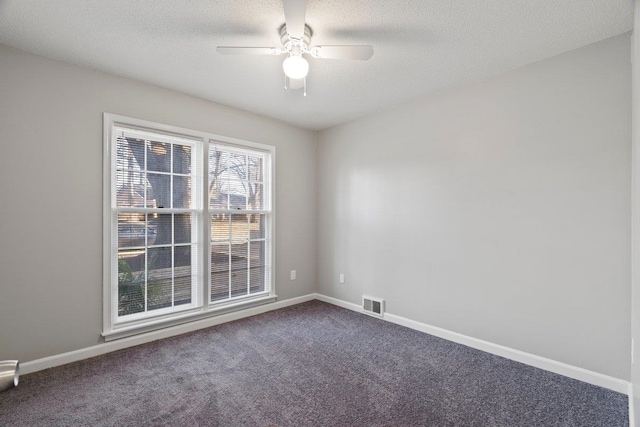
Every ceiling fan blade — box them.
[216,47,281,55]
[310,45,374,60]
[282,0,306,39]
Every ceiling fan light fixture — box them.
[283,54,309,79]
[216,1,374,95]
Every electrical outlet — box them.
[339,273,345,284]
[290,270,296,280]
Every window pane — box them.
[248,156,263,182]
[249,215,265,240]
[118,250,146,316]
[146,141,171,173]
[249,241,265,268]
[146,173,170,209]
[117,137,144,171]
[211,243,229,301]
[249,266,265,294]
[174,246,191,306]
[143,180,154,208]
[230,242,248,297]
[209,149,229,178]
[147,247,173,311]
[211,216,230,241]
[147,222,157,247]
[209,184,228,209]
[228,153,246,180]
[247,183,263,210]
[229,193,247,210]
[118,214,146,248]
[148,214,171,246]
[231,271,248,297]
[174,214,192,244]
[116,170,145,208]
[231,214,249,240]
[209,145,228,209]
[173,144,191,174]
[224,180,247,210]
[173,176,191,208]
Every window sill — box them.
[102,294,277,342]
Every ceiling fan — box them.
[216,0,374,96]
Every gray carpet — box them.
[0,300,629,426]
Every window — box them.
[103,114,275,339]
[209,144,271,302]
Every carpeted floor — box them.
[0,300,629,426]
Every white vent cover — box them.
[362,295,384,317]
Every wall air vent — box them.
[362,295,384,318]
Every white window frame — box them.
[103,113,276,340]
[208,142,273,305]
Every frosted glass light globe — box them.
[283,54,309,79]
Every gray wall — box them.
[0,32,632,382]
[0,44,317,363]
[317,35,631,380]
[631,1,640,423]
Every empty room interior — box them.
[2,1,640,426]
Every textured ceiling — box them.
[0,1,633,130]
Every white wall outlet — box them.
[290,270,296,280]
[339,273,345,284]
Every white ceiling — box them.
[0,1,633,130]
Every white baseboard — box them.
[21,294,316,375]
[20,292,631,397]
[314,293,362,312]
[314,293,630,395]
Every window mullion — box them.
[144,237,148,314]
[171,214,175,308]
[143,140,147,208]
[246,214,250,295]
[169,145,175,309]
[228,218,232,300]
[203,140,211,310]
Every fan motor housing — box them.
[279,23,312,46]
